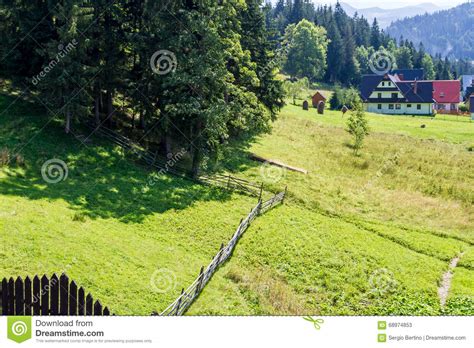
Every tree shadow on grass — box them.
[0,95,237,223]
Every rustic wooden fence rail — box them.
[86,124,264,198]
[160,189,287,316]
[0,274,111,316]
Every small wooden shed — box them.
[312,91,327,108]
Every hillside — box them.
[386,2,474,59]
[2,90,474,316]
[189,100,474,315]
[0,94,257,315]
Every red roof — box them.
[432,80,460,103]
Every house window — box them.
[396,104,401,110]
[451,104,457,111]
[417,104,421,110]
[377,104,382,110]
[382,82,385,87]
[392,93,398,99]
[389,104,394,110]
[440,92,445,97]
[407,104,412,108]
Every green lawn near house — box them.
[0,94,256,315]
[189,103,474,315]
[284,103,473,145]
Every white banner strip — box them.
[0,316,472,347]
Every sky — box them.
[269,0,469,10]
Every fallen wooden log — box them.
[250,153,308,174]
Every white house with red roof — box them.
[360,70,461,116]
[432,80,461,113]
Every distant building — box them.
[432,80,461,113]
[360,73,434,116]
[470,96,474,120]
[464,85,474,102]
[311,91,327,108]
[391,69,424,81]
[461,75,474,99]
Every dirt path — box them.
[438,253,464,306]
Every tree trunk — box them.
[191,120,203,178]
[191,146,201,178]
[106,90,114,126]
[139,110,145,129]
[165,134,172,157]
[94,95,100,126]
[65,108,71,134]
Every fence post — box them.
[195,267,204,296]
[24,276,32,316]
[1,278,8,315]
[282,186,288,204]
[259,183,263,202]
[14,277,24,315]
[60,273,69,316]
[227,175,231,189]
[216,243,224,266]
[40,275,49,315]
[176,288,184,315]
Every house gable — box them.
[432,80,461,104]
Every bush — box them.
[459,104,468,113]
[0,148,10,166]
[346,97,369,155]
[329,86,360,110]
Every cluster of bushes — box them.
[329,86,360,110]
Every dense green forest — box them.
[387,2,474,60]
[0,0,285,176]
[266,0,474,83]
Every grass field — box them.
[189,102,474,315]
[0,94,256,315]
[1,93,473,316]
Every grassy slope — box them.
[189,103,474,315]
[0,95,256,315]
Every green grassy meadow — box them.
[189,102,474,315]
[0,94,256,315]
[1,93,473,316]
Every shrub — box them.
[0,148,10,166]
[15,154,25,167]
[329,86,360,110]
[346,97,369,155]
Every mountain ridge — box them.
[339,1,443,28]
[386,2,474,59]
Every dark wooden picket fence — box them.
[0,274,111,316]
[160,189,287,316]
[85,123,265,198]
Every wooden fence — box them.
[0,274,111,316]
[86,124,264,198]
[160,189,287,316]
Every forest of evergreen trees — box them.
[0,0,285,175]
[265,0,474,84]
